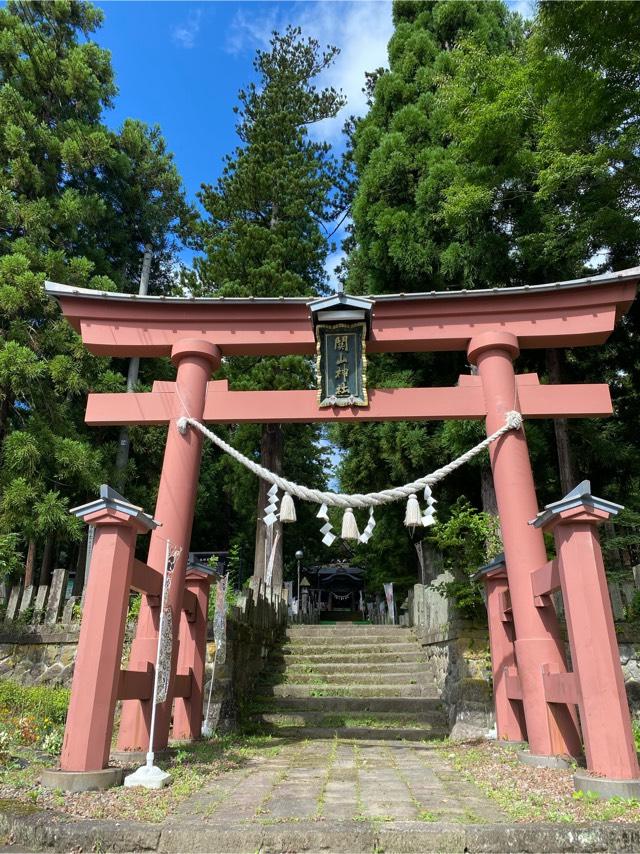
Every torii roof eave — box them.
[45,265,640,306]
[45,266,639,357]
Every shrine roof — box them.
[44,265,640,306]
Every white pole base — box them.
[124,763,171,789]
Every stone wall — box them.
[407,580,640,740]
[0,577,287,736]
[0,627,79,687]
[203,578,287,732]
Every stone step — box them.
[276,650,426,665]
[286,624,408,632]
[255,695,445,714]
[260,683,436,699]
[259,671,432,686]
[255,725,448,742]
[252,709,448,728]
[281,642,420,656]
[284,633,414,647]
[282,660,432,675]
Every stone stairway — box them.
[251,624,450,741]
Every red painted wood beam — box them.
[531,559,561,600]
[117,668,192,701]
[131,559,162,603]
[173,672,192,699]
[118,666,153,701]
[55,279,637,357]
[505,667,524,701]
[542,670,581,706]
[85,383,612,426]
[182,589,198,622]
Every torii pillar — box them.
[118,340,220,751]
[172,564,217,741]
[469,331,582,758]
[474,554,527,744]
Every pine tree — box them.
[336,1,522,593]
[195,26,345,587]
[341,0,640,596]
[0,1,192,586]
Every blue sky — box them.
[93,1,396,284]
[88,0,531,283]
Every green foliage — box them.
[429,498,500,620]
[0,533,22,580]
[195,25,345,299]
[338,0,640,591]
[0,679,69,725]
[0,1,191,580]
[192,27,345,576]
[127,593,141,623]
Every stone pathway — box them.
[168,736,505,850]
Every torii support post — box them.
[534,484,640,797]
[474,555,527,744]
[118,340,220,752]
[469,332,582,759]
[45,487,157,791]
[172,565,217,741]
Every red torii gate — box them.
[44,267,640,791]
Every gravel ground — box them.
[0,735,284,824]
[445,739,640,823]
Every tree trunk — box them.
[0,390,13,449]
[253,424,284,587]
[546,348,578,495]
[72,532,88,596]
[480,465,499,517]
[24,539,36,588]
[416,540,443,585]
[39,536,54,587]
[481,464,503,555]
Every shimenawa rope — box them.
[177,411,522,510]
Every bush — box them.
[429,497,502,621]
[0,679,69,725]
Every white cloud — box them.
[226,2,393,143]
[324,246,346,292]
[506,0,536,20]
[173,9,202,50]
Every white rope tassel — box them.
[341,508,360,541]
[178,411,522,511]
[404,493,422,528]
[279,492,296,523]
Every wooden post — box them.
[536,483,640,782]
[474,555,527,743]
[60,487,157,773]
